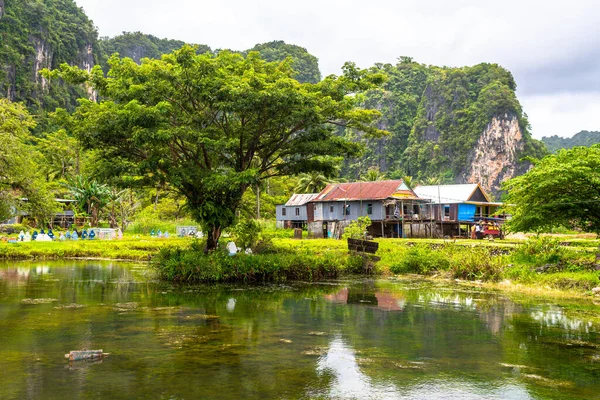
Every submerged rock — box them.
[302,346,327,356]
[54,303,86,309]
[21,298,58,304]
[113,302,139,312]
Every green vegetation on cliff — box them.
[247,40,321,84]
[0,0,97,115]
[542,130,600,153]
[340,58,546,184]
[97,31,212,72]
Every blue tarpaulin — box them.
[458,204,476,221]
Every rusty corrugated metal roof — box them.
[285,193,319,206]
[313,180,419,201]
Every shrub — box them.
[232,219,262,250]
[512,237,566,266]
[342,216,372,240]
[449,247,504,281]
[151,244,366,283]
[389,244,450,274]
[0,224,29,235]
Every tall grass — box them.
[152,240,366,283]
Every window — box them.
[345,204,351,215]
[295,208,300,216]
[282,208,286,216]
[444,205,450,217]
[367,204,373,215]
[330,205,334,213]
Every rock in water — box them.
[65,350,108,361]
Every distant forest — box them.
[542,131,600,153]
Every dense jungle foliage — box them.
[542,130,600,153]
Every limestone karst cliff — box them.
[0,0,98,118]
[462,114,525,194]
[342,59,546,195]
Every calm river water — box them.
[0,261,599,399]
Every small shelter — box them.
[275,193,319,229]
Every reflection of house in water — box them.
[0,266,49,284]
[324,287,405,311]
[476,301,523,336]
[323,287,349,304]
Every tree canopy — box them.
[0,98,59,223]
[48,46,385,248]
[502,145,600,235]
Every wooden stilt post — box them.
[381,221,384,238]
[400,200,404,238]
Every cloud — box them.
[520,93,600,138]
[75,0,600,137]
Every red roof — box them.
[313,180,419,201]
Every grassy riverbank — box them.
[0,237,187,260]
[1,235,598,293]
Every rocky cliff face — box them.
[392,62,547,195]
[461,114,525,195]
[32,37,53,91]
[0,0,99,115]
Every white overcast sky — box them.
[75,0,600,139]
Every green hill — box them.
[542,131,600,153]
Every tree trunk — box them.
[205,225,221,253]
[256,184,260,219]
[91,207,98,227]
[154,187,160,211]
[76,147,80,175]
[110,203,117,228]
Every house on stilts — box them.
[305,180,432,238]
[276,182,507,239]
[412,183,507,238]
[275,193,319,229]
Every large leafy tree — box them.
[502,145,600,235]
[48,46,385,249]
[0,99,59,224]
